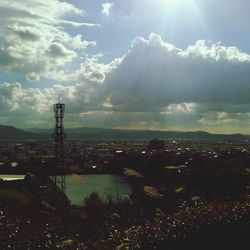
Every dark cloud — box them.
[99,34,250,113]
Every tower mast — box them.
[53,100,66,193]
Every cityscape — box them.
[1,118,250,249]
[1,0,250,249]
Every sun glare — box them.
[163,0,192,7]
[168,0,181,5]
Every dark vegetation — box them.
[110,150,250,198]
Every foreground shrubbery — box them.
[111,151,250,199]
[2,192,250,250]
[189,159,249,197]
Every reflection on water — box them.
[0,175,25,181]
[65,174,132,206]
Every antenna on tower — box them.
[52,98,66,197]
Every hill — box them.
[27,126,250,141]
[0,124,249,141]
[0,125,39,141]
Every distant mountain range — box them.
[0,124,249,141]
[0,125,37,141]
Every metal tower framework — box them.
[53,102,66,193]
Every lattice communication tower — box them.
[53,102,66,193]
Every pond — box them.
[65,174,132,206]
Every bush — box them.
[83,192,104,217]
[189,159,249,197]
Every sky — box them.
[1,0,250,133]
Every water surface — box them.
[0,175,25,181]
[65,174,132,206]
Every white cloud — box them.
[0,0,98,81]
[0,79,102,127]
[26,72,40,82]
[2,33,250,132]
[101,2,114,16]
[72,54,121,84]
[60,20,100,28]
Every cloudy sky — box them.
[1,0,250,133]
